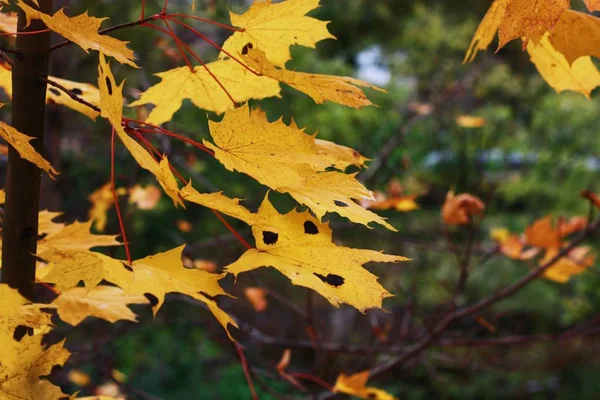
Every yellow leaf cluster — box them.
[206,104,394,230]
[225,195,408,312]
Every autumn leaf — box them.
[314,138,369,170]
[111,246,238,339]
[442,192,485,225]
[38,220,121,253]
[18,0,137,67]
[0,122,58,178]
[0,64,100,119]
[550,10,600,65]
[364,192,419,212]
[206,104,395,230]
[129,184,162,209]
[494,234,539,260]
[582,190,600,209]
[40,249,130,291]
[129,59,281,123]
[98,53,184,207]
[541,246,595,283]
[219,0,335,67]
[0,335,70,400]
[51,285,149,325]
[0,284,52,333]
[242,45,384,108]
[456,115,486,128]
[464,0,508,63]
[244,287,268,312]
[585,0,600,12]
[89,182,125,232]
[527,33,600,98]
[225,195,408,312]
[497,0,569,49]
[334,370,397,400]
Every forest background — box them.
[1,0,600,399]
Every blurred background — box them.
[2,0,600,398]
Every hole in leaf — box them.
[241,42,253,55]
[105,76,113,95]
[48,88,61,96]
[303,220,319,235]
[71,88,83,96]
[262,231,278,245]
[334,200,348,207]
[123,264,133,272]
[144,293,159,306]
[313,273,345,287]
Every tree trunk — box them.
[1,0,53,301]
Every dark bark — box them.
[1,0,53,300]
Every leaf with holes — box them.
[219,0,335,67]
[206,104,395,230]
[98,53,184,207]
[225,195,408,312]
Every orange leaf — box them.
[244,287,268,312]
[441,192,485,225]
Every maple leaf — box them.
[98,53,183,207]
[206,105,395,230]
[38,219,121,252]
[40,249,131,291]
[129,184,162,209]
[0,64,100,119]
[18,0,137,67]
[51,285,149,325]
[550,10,600,65]
[463,0,509,63]
[442,192,485,225]
[334,370,398,400]
[524,215,587,249]
[242,45,384,108]
[314,138,369,170]
[497,0,569,50]
[0,121,58,178]
[112,246,237,339]
[88,182,123,232]
[541,246,595,283]
[219,0,335,67]
[585,0,600,11]
[527,33,600,98]
[225,195,408,312]
[180,182,262,227]
[0,335,70,400]
[364,194,419,212]
[0,284,52,333]
[129,59,281,123]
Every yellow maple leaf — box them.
[40,249,131,291]
[549,10,600,65]
[528,33,600,98]
[242,45,384,108]
[180,181,262,226]
[585,0,600,11]
[0,335,70,400]
[220,0,335,67]
[225,195,408,312]
[98,53,184,207]
[206,105,394,230]
[314,138,369,170]
[497,0,569,49]
[18,0,137,67]
[463,0,509,63]
[88,182,115,232]
[38,210,65,235]
[541,246,595,283]
[334,370,397,400]
[112,246,237,338]
[0,64,100,119]
[0,121,58,178]
[130,59,281,123]
[0,284,52,333]
[38,220,121,253]
[51,285,148,325]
